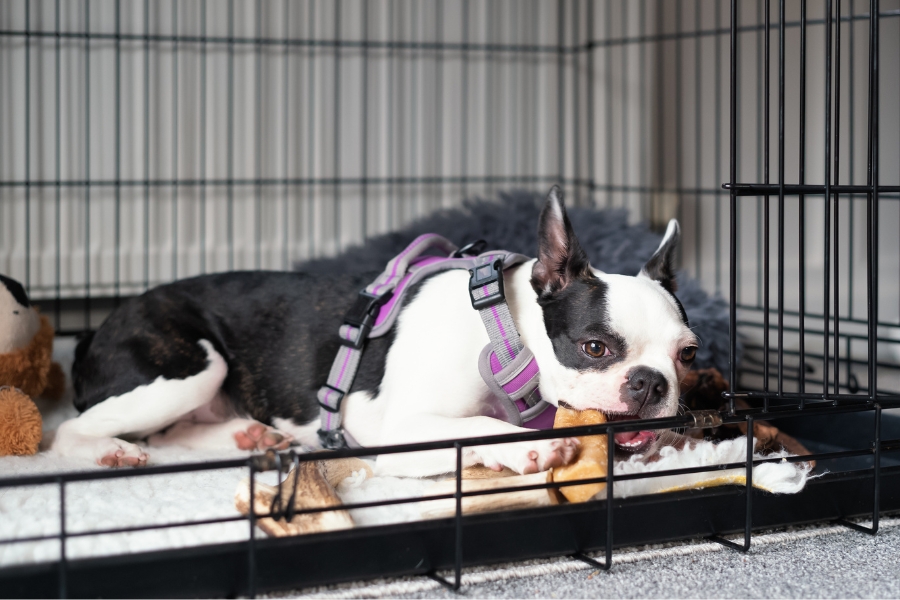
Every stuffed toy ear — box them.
[0,275,41,354]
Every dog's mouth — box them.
[606,414,658,453]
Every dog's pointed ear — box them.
[640,219,680,294]
[531,186,592,296]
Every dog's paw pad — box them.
[96,441,149,468]
[234,423,293,451]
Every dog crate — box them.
[1,0,900,597]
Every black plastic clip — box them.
[469,258,505,310]
[343,290,392,348]
[317,428,347,450]
[452,239,487,258]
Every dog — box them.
[51,187,699,476]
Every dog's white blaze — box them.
[52,339,227,462]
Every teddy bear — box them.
[0,274,66,456]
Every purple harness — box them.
[316,233,555,449]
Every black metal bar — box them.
[333,0,341,252]
[675,0,683,251]
[611,0,619,208]
[763,0,771,403]
[83,0,91,332]
[728,0,738,415]
[0,175,635,189]
[848,0,856,321]
[255,0,263,270]
[54,0,60,328]
[621,0,630,210]
[199,0,207,274]
[58,479,66,599]
[715,0,723,294]
[710,416,753,552]
[867,0,880,401]
[308,0,317,258]
[454,442,463,590]
[605,426,614,568]
[655,0,663,220]
[144,0,151,290]
[248,458,256,598]
[24,0,30,293]
[837,405,882,533]
[227,0,235,270]
[799,0,808,403]
[586,0,596,207]
[3,9,900,49]
[432,0,441,214]
[824,0,834,401]
[725,183,900,195]
[172,0,180,280]
[557,0,565,187]
[834,0,843,399]
[640,0,648,215]
[114,0,121,303]
[695,0,702,278]
[571,0,580,206]
[777,0,786,404]
[283,0,291,266]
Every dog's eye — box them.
[583,341,608,358]
[680,346,697,362]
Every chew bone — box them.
[235,459,357,536]
[551,406,609,503]
[421,471,558,519]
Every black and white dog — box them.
[52,188,699,476]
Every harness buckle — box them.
[452,239,487,258]
[317,428,347,449]
[469,258,506,310]
[343,290,392,347]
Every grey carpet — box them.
[282,518,900,599]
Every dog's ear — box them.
[640,219,680,294]
[531,186,592,296]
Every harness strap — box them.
[316,234,550,449]
[468,256,541,413]
[317,234,460,448]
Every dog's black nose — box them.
[625,367,668,408]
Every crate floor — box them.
[0,338,808,572]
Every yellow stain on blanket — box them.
[656,475,775,494]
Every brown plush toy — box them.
[0,275,65,456]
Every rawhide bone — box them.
[234,457,372,536]
[551,406,609,503]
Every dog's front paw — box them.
[482,438,580,475]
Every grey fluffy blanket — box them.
[297,190,737,374]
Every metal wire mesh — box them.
[1,0,900,597]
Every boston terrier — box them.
[51,187,698,475]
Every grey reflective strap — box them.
[474,281,525,369]
[468,255,541,410]
[317,234,459,448]
[365,233,458,297]
[316,325,364,448]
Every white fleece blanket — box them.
[0,338,811,568]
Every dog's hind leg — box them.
[52,340,227,467]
